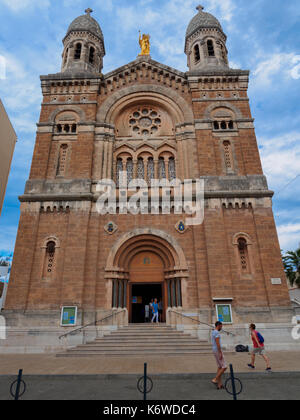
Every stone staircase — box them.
[57,323,212,357]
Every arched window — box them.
[64,48,69,65]
[228,120,234,130]
[238,238,250,273]
[43,241,56,278]
[223,141,234,171]
[220,44,227,61]
[168,157,176,180]
[194,44,200,62]
[126,158,133,184]
[213,121,219,130]
[116,158,123,186]
[159,158,166,179]
[57,124,62,133]
[221,121,227,130]
[207,40,215,57]
[74,43,82,60]
[137,158,144,180]
[89,47,95,64]
[57,144,68,177]
[147,158,155,183]
[71,124,77,133]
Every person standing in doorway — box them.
[149,299,154,319]
[211,321,227,390]
[158,300,163,322]
[248,323,271,371]
[145,304,150,323]
[151,298,159,323]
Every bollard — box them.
[137,362,153,401]
[224,364,243,400]
[230,364,237,400]
[144,363,147,401]
[10,369,26,400]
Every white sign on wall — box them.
[271,278,282,285]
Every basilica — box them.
[2,6,295,352]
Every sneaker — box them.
[248,364,255,369]
[266,367,272,372]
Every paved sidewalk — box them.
[0,351,299,375]
[1,372,300,400]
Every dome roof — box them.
[186,5,223,39]
[66,9,104,40]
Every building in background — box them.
[0,98,17,217]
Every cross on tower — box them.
[85,8,93,16]
[196,5,204,12]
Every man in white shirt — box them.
[211,321,227,390]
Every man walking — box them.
[211,321,227,390]
[248,324,271,371]
[151,298,159,323]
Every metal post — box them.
[230,364,237,401]
[15,369,23,401]
[144,363,147,401]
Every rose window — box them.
[129,108,162,137]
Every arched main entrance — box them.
[105,229,189,323]
[129,251,165,323]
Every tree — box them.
[0,259,9,267]
[283,247,300,288]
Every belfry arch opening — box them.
[105,231,188,323]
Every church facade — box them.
[3,6,295,351]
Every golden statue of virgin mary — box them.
[138,31,150,56]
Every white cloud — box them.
[277,224,300,251]
[258,131,300,193]
[252,53,300,86]
[1,0,50,12]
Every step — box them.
[57,350,213,357]
[85,337,209,345]
[72,345,212,351]
[105,331,196,337]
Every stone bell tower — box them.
[61,8,105,74]
[185,5,229,70]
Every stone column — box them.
[107,139,113,180]
[102,140,108,178]
[92,138,104,181]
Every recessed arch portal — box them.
[105,229,189,321]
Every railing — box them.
[168,309,235,337]
[59,309,126,345]
[291,298,300,307]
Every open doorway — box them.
[130,283,163,323]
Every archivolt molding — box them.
[97,85,194,126]
[232,232,253,246]
[204,101,243,120]
[48,105,86,123]
[105,228,189,274]
[41,235,61,249]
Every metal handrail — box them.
[168,309,236,337]
[59,309,126,340]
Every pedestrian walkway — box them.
[0,351,299,375]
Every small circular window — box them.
[129,108,161,137]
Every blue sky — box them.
[0,0,299,256]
